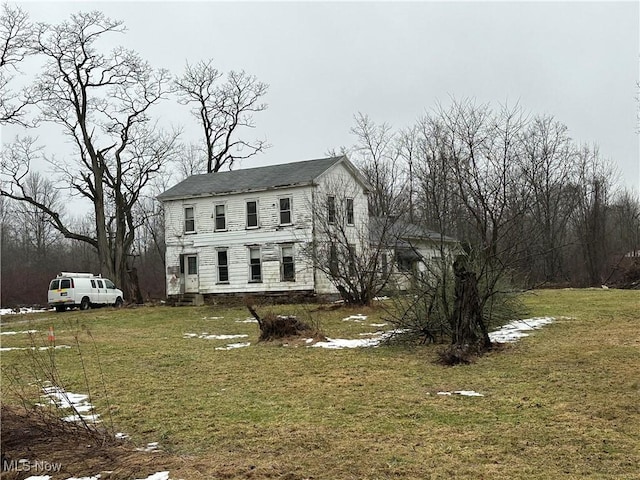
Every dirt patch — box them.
[0,405,181,480]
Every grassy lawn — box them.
[1,289,638,479]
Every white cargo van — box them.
[48,272,124,312]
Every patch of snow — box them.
[312,329,408,350]
[136,472,170,480]
[202,316,224,320]
[0,329,38,335]
[40,385,100,424]
[305,338,314,343]
[183,332,248,340]
[342,314,368,322]
[369,323,388,327]
[437,390,484,397]
[0,345,71,352]
[373,296,389,301]
[489,316,555,343]
[24,477,51,480]
[136,442,161,452]
[454,390,484,397]
[66,476,101,480]
[0,307,50,316]
[358,331,384,336]
[215,342,251,351]
[236,317,258,323]
[115,432,130,440]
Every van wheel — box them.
[114,297,123,308]
[55,305,66,313]
[80,297,91,310]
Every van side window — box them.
[96,280,104,288]
[49,280,60,290]
[60,279,71,289]
[91,280,96,288]
[105,280,115,289]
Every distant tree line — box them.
[335,105,640,290]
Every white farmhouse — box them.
[157,155,458,303]
[157,156,369,302]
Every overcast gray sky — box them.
[6,0,640,192]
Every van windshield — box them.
[105,279,116,289]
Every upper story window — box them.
[184,206,195,233]
[215,204,226,231]
[279,197,292,225]
[249,247,262,282]
[247,200,259,228]
[346,198,354,225]
[327,196,336,224]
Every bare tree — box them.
[174,60,269,173]
[300,177,396,305]
[519,115,581,283]
[0,3,34,125]
[348,112,405,216]
[0,12,179,302]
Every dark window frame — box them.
[184,206,195,233]
[246,200,259,229]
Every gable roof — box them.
[157,156,360,201]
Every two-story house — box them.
[157,156,371,301]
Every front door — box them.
[185,254,199,293]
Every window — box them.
[60,279,72,289]
[246,201,258,228]
[249,247,262,282]
[279,197,292,225]
[105,279,115,289]
[90,280,96,288]
[329,245,338,276]
[327,196,336,224]
[187,256,197,275]
[96,280,104,288]
[215,204,226,231]
[217,249,229,283]
[184,206,195,233]
[346,198,354,225]
[281,245,295,281]
[49,280,60,290]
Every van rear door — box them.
[48,278,73,306]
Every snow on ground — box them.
[369,323,388,327]
[25,473,171,480]
[136,442,161,452]
[183,332,248,340]
[0,345,71,352]
[342,314,368,322]
[437,390,484,397]
[0,307,50,316]
[489,316,555,343]
[0,329,38,335]
[39,384,100,424]
[201,316,224,320]
[312,329,408,349]
[235,317,258,323]
[215,342,251,351]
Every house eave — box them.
[157,181,314,202]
